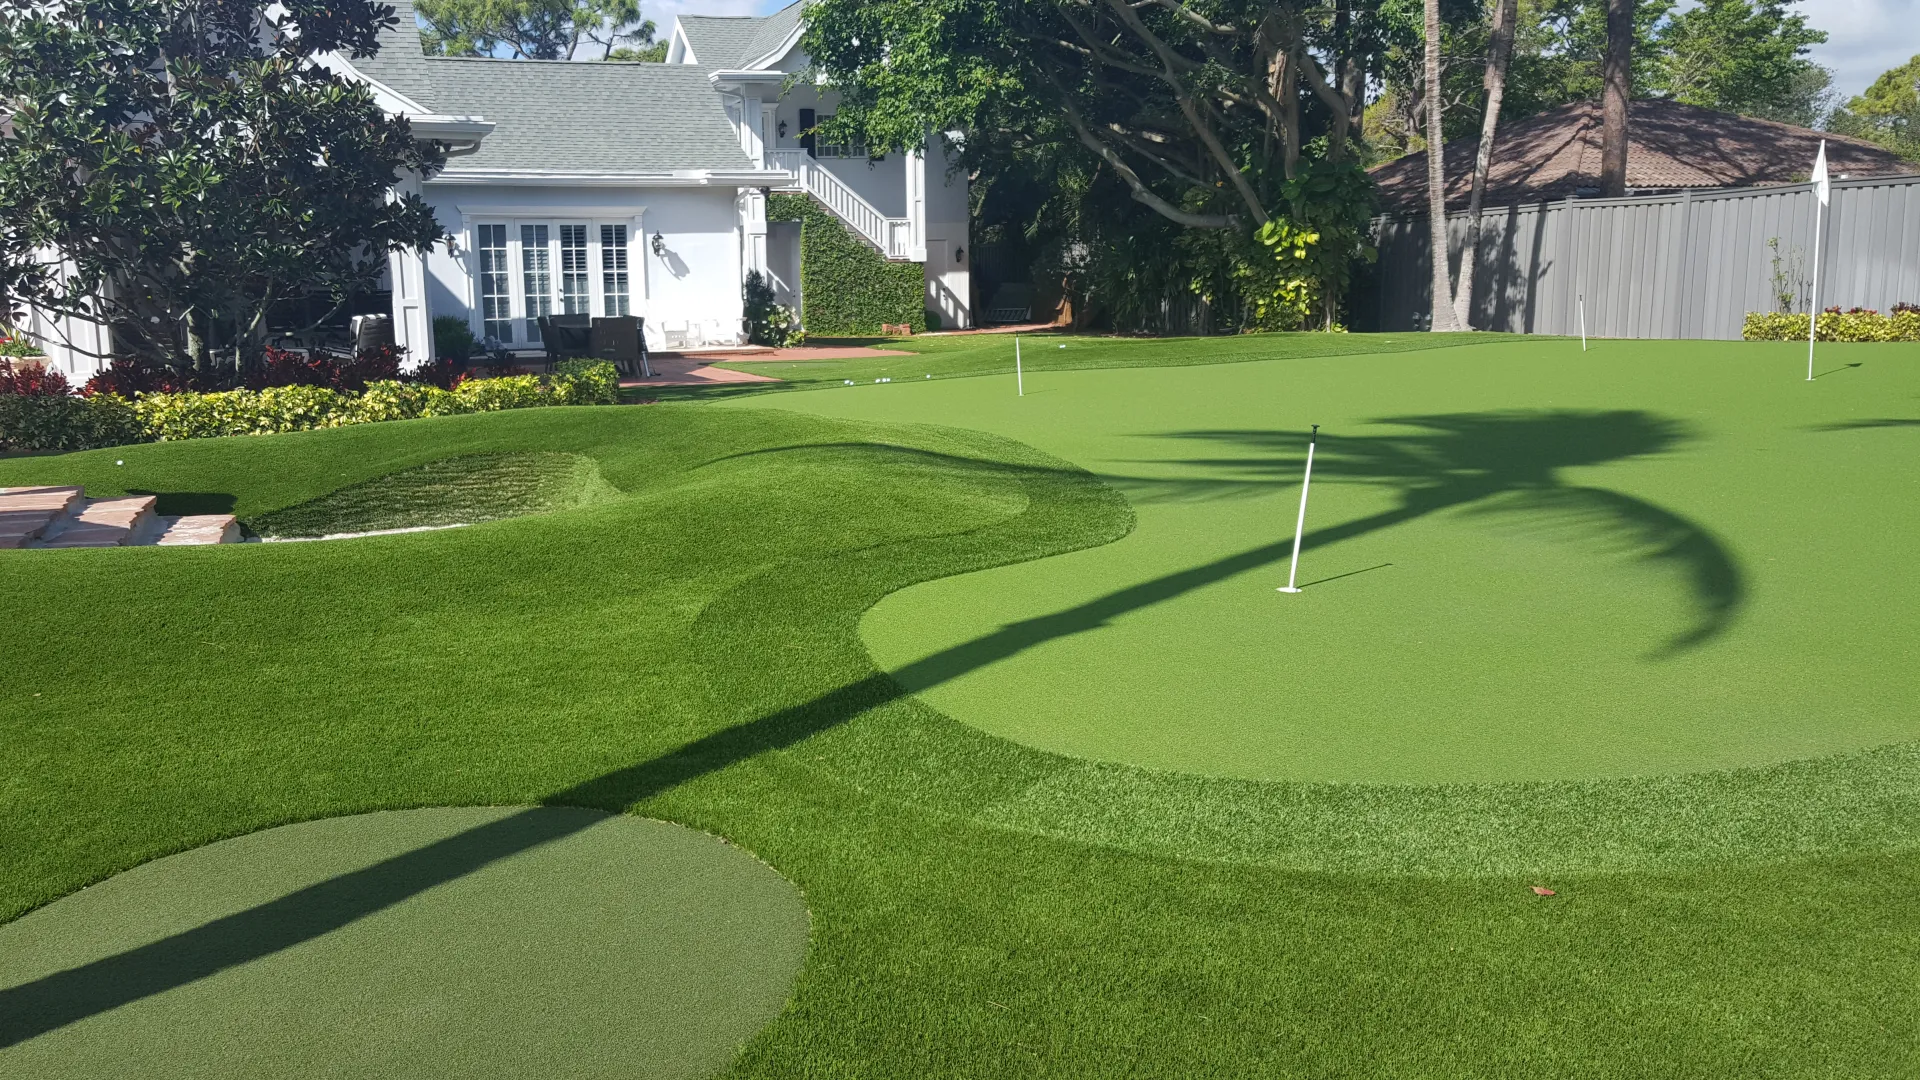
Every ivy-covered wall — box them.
[769,193,926,336]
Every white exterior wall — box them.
[763,62,973,328]
[422,184,748,350]
[389,169,434,363]
[771,84,908,218]
[923,139,972,329]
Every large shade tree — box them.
[1829,54,1920,161]
[803,0,1400,329]
[417,0,655,60]
[0,0,447,374]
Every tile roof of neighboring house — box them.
[1368,99,1916,214]
[346,0,754,176]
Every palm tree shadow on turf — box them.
[0,411,1742,1048]
[1108,410,1742,656]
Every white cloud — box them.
[1793,0,1920,102]
[645,0,786,23]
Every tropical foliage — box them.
[802,0,1383,330]
[0,0,446,376]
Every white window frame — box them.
[459,206,648,350]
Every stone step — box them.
[0,486,87,548]
[37,495,158,548]
[148,514,242,546]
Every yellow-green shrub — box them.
[119,362,621,443]
[1743,309,1920,342]
[351,380,467,422]
[550,359,620,405]
[453,374,549,411]
[133,386,351,440]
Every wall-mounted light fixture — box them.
[954,247,965,264]
[777,119,788,138]
[650,232,667,258]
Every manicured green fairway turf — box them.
[747,337,1920,784]
[0,808,807,1078]
[3,336,1920,1077]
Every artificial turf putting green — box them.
[749,337,1920,783]
[4,341,1920,1076]
[0,808,808,1078]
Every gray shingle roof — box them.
[676,16,761,67]
[346,0,756,176]
[738,1,804,67]
[427,58,754,174]
[351,0,439,110]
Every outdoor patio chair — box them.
[536,314,593,370]
[351,314,395,353]
[660,322,696,350]
[590,315,653,378]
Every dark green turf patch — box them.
[0,808,808,1078]
[245,451,615,538]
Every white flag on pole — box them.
[1807,140,1828,380]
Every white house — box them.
[351,0,973,359]
[27,0,972,374]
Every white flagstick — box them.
[1278,425,1319,594]
[1015,335,1024,396]
[1807,204,1822,379]
[1579,293,1587,351]
[1807,139,1829,381]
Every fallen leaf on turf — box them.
[1531,886,1557,897]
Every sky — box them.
[1794,0,1919,102]
[640,0,1917,105]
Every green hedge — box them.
[1743,309,1920,342]
[0,363,621,452]
[0,393,144,452]
[770,193,926,336]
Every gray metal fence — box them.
[1362,173,1920,338]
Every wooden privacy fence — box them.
[1360,173,1920,338]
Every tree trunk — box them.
[1601,0,1634,198]
[1451,0,1519,331]
[1423,0,1456,332]
[184,308,210,377]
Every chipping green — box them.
[3,334,1920,1077]
[0,808,808,1079]
[247,450,614,537]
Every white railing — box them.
[766,149,913,260]
[885,219,912,259]
[767,148,809,190]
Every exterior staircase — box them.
[0,486,241,549]
[767,149,915,260]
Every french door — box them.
[473,220,634,345]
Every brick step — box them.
[148,514,242,546]
[36,495,158,548]
[0,486,86,548]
